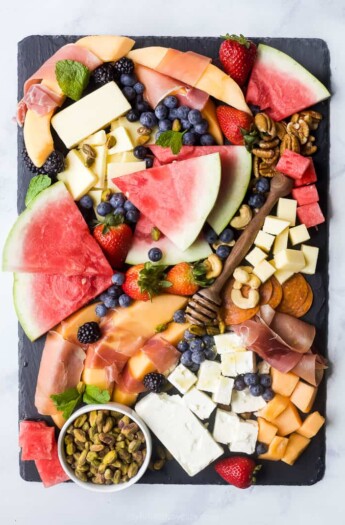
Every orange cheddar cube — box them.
[257,394,290,422]
[290,381,317,413]
[272,403,302,437]
[297,411,325,438]
[271,368,299,397]
[259,436,289,461]
[128,350,156,380]
[281,433,311,465]
[258,418,278,445]
[112,386,138,407]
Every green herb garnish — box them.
[25,175,51,207]
[50,383,110,420]
[55,60,90,101]
[155,130,187,155]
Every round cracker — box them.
[277,273,309,316]
[267,276,283,309]
[295,283,314,318]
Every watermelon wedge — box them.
[150,146,251,234]
[114,153,221,251]
[246,44,330,121]
[2,182,112,276]
[126,214,211,265]
[14,273,112,341]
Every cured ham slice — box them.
[141,336,180,373]
[156,49,211,87]
[35,331,85,416]
[292,351,327,386]
[17,84,65,126]
[116,367,147,394]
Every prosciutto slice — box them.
[35,331,85,416]
[141,336,180,373]
[116,367,147,394]
[292,351,327,386]
[156,49,211,87]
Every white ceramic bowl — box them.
[58,402,152,492]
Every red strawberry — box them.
[219,34,257,87]
[215,456,261,489]
[93,214,132,270]
[216,106,253,145]
[122,262,170,301]
[166,262,212,296]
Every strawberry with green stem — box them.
[219,34,257,87]
[166,261,214,297]
[93,213,132,270]
[122,262,172,301]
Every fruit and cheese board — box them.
[10,35,330,488]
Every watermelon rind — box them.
[13,273,40,341]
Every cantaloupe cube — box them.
[258,418,278,445]
[281,433,310,466]
[112,386,138,407]
[290,381,317,413]
[51,412,66,429]
[82,368,110,391]
[297,411,325,438]
[127,350,156,380]
[158,322,190,345]
[272,403,302,437]
[271,368,299,397]
[257,394,290,422]
[60,302,101,344]
[259,436,289,461]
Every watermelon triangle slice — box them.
[246,44,330,121]
[3,182,112,276]
[114,153,221,251]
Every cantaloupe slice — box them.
[257,394,290,422]
[272,403,302,437]
[257,418,278,445]
[112,387,138,407]
[127,351,156,380]
[297,411,325,438]
[51,412,66,429]
[76,35,135,62]
[82,368,110,392]
[281,433,311,466]
[202,99,223,145]
[158,322,190,346]
[259,436,289,461]
[271,368,299,397]
[60,302,101,344]
[290,381,317,413]
[23,109,55,167]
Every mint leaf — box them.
[83,385,110,404]
[25,175,51,207]
[55,60,90,101]
[50,388,82,420]
[155,130,186,155]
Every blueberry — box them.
[255,177,270,193]
[107,285,122,298]
[193,119,209,135]
[140,112,157,128]
[250,384,264,397]
[244,373,259,386]
[256,442,268,455]
[182,132,197,146]
[181,119,192,130]
[159,119,172,132]
[79,195,93,209]
[120,73,137,86]
[168,108,179,120]
[112,272,125,286]
[103,295,118,309]
[262,388,275,402]
[97,201,113,216]
[155,104,168,120]
[188,109,203,125]
[126,109,140,122]
[145,157,154,169]
[114,206,125,217]
[184,330,195,341]
[204,227,218,244]
[248,193,266,209]
[99,292,109,302]
[204,347,216,360]
[176,105,190,119]
[163,95,178,109]
[188,362,200,372]
[118,293,132,308]
[133,82,145,94]
[216,245,231,259]
[234,375,246,391]
[124,200,138,212]
[95,303,108,317]
[260,374,272,388]
[202,335,214,348]
[136,99,150,113]
[126,209,140,223]
[122,86,136,101]
[148,247,163,262]
[133,146,149,160]
[177,340,189,353]
[200,133,215,146]
[173,310,186,324]
[191,350,205,365]
[110,193,126,209]
[189,338,204,353]
[219,228,234,243]
[180,350,193,366]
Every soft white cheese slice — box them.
[196,360,222,393]
[80,144,107,189]
[107,127,134,155]
[183,387,216,420]
[214,333,246,354]
[231,388,266,413]
[107,161,146,191]
[57,150,97,200]
[229,419,258,454]
[212,376,234,405]
[168,364,197,394]
[213,409,240,444]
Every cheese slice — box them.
[289,224,310,246]
[263,216,290,235]
[80,145,107,188]
[80,130,107,146]
[277,198,297,226]
[245,247,267,267]
[273,228,289,255]
[274,249,305,272]
[254,230,275,252]
[107,127,134,155]
[301,244,319,275]
[253,260,276,283]
[107,161,147,191]
[57,150,97,200]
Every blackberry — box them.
[41,151,65,176]
[22,148,39,174]
[114,57,134,75]
[143,372,166,393]
[92,63,116,85]
[77,322,101,344]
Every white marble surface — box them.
[0,0,344,523]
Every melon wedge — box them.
[23,109,55,168]
[76,35,135,62]
[114,153,221,251]
[150,146,251,234]
[246,44,330,121]
[2,182,112,276]
[126,214,211,265]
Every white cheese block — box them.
[274,249,305,272]
[229,419,258,454]
[213,409,240,444]
[214,333,246,354]
[289,224,310,246]
[80,145,107,189]
[221,351,256,377]
[245,246,267,267]
[257,360,271,375]
[220,353,237,377]
[301,244,319,275]
[57,150,97,200]
[80,130,107,146]
[109,151,140,163]
[254,230,275,252]
[107,161,146,191]
[52,82,131,148]
[277,198,297,226]
[274,268,294,285]
[111,116,158,145]
[183,387,216,420]
[135,393,223,476]
[231,388,266,413]
[196,361,222,393]
[263,216,290,235]
[253,259,276,283]
[107,127,134,155]
[212,376,234,405]
[273,227,289,255]
[168,364,197,394]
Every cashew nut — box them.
[233,280,243,290]
[212,239,235,250]
[230,205,253,230]
[247,274,261,289]
[205,254,223,279]
[233,267,250,284]
[231,288,260,309]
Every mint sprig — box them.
[50,383,110,420]
[55,60,90,101]
[155,130,187,155]
[25,175,51,207]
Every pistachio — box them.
[151,226,161,241]
[137,126,152,135]
[112,460,122,469]
[75,440,86,451]
[75,470,88,482]
[66,456,74,465]
[64,434,73,445]
[116,441,126,450]
[128,462,139,479]
[103,416,114,434]
[74,414,87,429]
[121,422,139,436]
[165,449,173,461]
[121,463,129,475]
[89,410,98,428]
[93,473,105,485]
[136,430,146,443]
[77,449,88,466]
[96,411,104,432]
[189,325,206,336]
[104,468,113,480]
[206,325,220,336]
[113,470,122,484]
[98,463,107,474]
[81,144,96,158]
[86,451,98,463]
[101,189,112,202]
[90,459,102,468]
[118,415,130,429]
[128,439,142,453]
[118,449,131,463]
[66,443,75,456]
[132,450,144,465]
[76,464,89,472]
[99,433,116,447]
[136,135,151,146]
[172,119,181,132]
[153,459,165,471]
[73,429,86,442]
[103,450,117,465]
[106,135,116,149]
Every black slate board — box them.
[17,36,330,485]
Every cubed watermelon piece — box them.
[297,203,325,228]
[276,150,310,180]
[20,425,55,461]
[294,160,317,187]
[19,420,46,446]
[292,185,319,206]
[35,442,70,488]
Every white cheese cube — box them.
[221,353,237,377]
[52,82,131,148]
[80,144,107,188]
[183,388,216,420]
[229,419,258,454]
[168,364,197,394]
[212,376,234,405]
[111,116,158,145]
[109,151,139,163]
[107,161,146,190]
[274,268,294,285]
[213,409,240,444]
[57,150,97,200]
[301,244,319,275]
[289,224,311,246]
[277,198,297,226]
[235,351,256,375]
[274,249,305,272]
[257,360,271,375]
[273,227,289,255]
[197,361,222,393]
[80,130,107,146]
[245,247,267,267]
[253,260,276,283]
[263,216,290,235]
[231,388,267,413]
[254,230,275,252]
[214,333,246,354]
[107,127,134,155]
[88,189,103,221]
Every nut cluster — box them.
[231,266,261,309]
[64,410,147,486]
